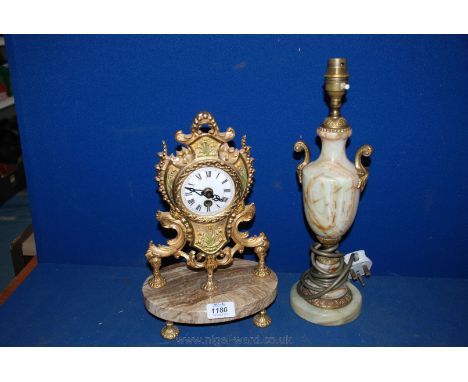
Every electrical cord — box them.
[297,242,355,301]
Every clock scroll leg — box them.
[145,243,166,289]
[231,204,272,278]
[161,321,179,340]
[202,255,218,292]
[253,309,272,328]
[145,212,189,289]
[253,236,271,278]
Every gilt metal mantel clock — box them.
[142,111,277,340]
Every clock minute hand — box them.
[185,187,204,196]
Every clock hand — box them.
[212,194,227,202]
[186,186,227,202]
[185,187,204,196]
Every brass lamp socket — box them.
[324,58,349,117]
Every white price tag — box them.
[206,302,236,319]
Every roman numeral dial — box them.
[181,166,236,216]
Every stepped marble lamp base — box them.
[143,259,277,339]
[290,281,362,326]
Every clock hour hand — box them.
[185,187,204,196]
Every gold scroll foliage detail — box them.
[193,137,218,158]
[194,223,226,255]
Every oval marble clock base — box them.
[290,281,361,326]
[143,259,277,332]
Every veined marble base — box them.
[143,259,277,324]
[290,281,361,326]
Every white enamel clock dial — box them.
[181,166,236,216]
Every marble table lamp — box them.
[291,58,373,326]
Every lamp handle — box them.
[294,140,311,184]
[354,144,373,192]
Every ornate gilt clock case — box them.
[142,112,277,340]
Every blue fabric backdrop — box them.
[5,35,468,277]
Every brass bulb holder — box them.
[324,58,349,119]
